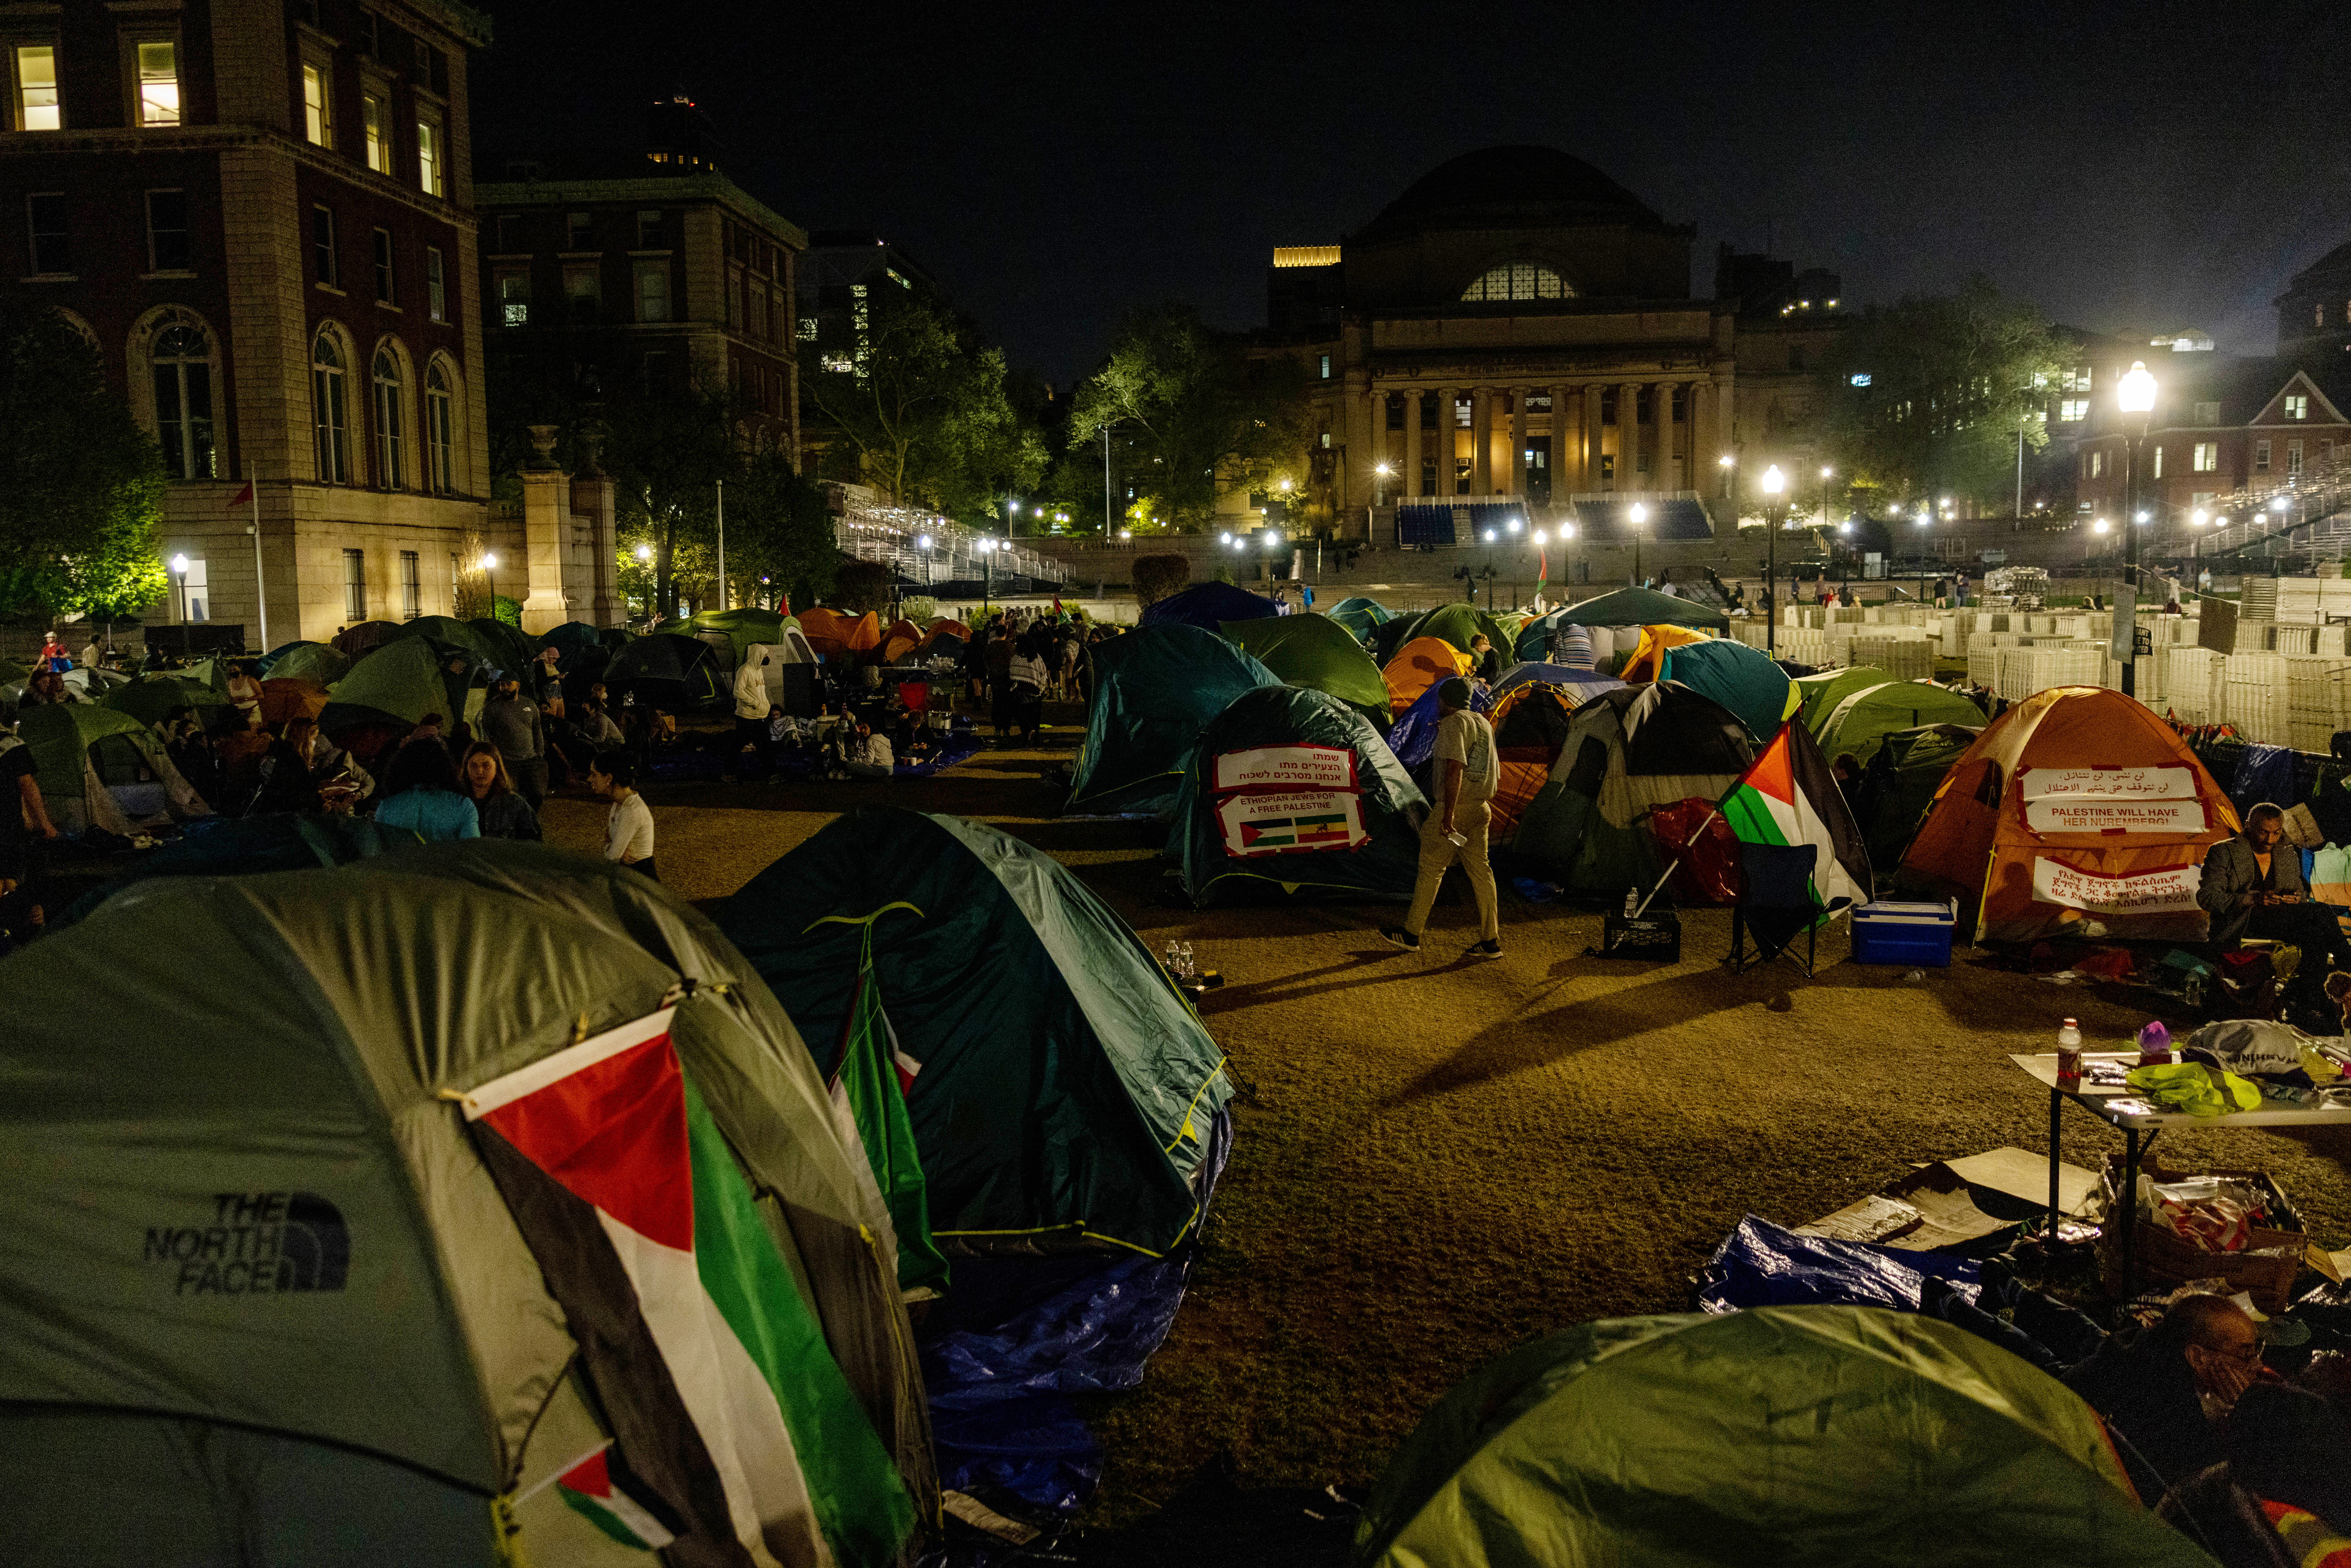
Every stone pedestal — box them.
[572,472,622,627]
[519,424,572,633]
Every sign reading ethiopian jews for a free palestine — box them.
[2025,797,2209,835]
[2019,767,2199,802]
[2031,858,2203,916]
[1213,744,1358,794]
[1217,790,1368,857]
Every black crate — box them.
[1597,912,1681,962]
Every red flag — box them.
[225,480,255,508]
[1051,597,1063,616]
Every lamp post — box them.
[2115,360,2158,697]
[634,543,652,623]
[1628,501,1648,587]
[978,537,995,611]
[916,534,933,596]
[480,552,499,621]
[1818,466,1834,532]
[1759,466,1787,651]
[1373,462,1391,541]
[170,552,191,659]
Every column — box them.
[1565,385,1588,494]
[1403,389,1423,500]
[1470,387,1493,494]
[1620,382,1642,493]
[1510,387,1529,499]
[1689,380,1712,491]
[1661,380,1681,491]
[1437,387,1457,494]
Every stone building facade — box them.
[0,0,498,644]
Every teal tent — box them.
[1557,585,1728,633]
[1327,596,1393,647]
[1816,679,1987,767]
[718,809,1232,1260]
[1514,683,1754,894]
[1655,638,1799,744]
[1357,1305,2214,1568]
[1169,685,1427,907]
[1066,625,1280,816]
[1220,614,1392,725]
[261,641,351,686]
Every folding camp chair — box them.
[1727,842,1821,978]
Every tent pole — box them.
[1631,806,1719,919]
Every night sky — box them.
[473,0,2350,386]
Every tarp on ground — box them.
[260,641,351,686]
[1354,1305,2211,1568]
[0,844,933,1566]
[1860,723,1981,869]
[1515,682,1756,895]
[330,620,402,658]
[1404,602,1514,660]
[1219,614,1392,725]
[1066,625,1280,816]
[719,809,1231,1260]
[1169,685,1427,907]
[1557,585,1730,633]
[319,638,485,749]
[1902,685,2237,944]
[601,631,728,710]
[1817,679,1988,768]
[1139,581,1279,633]
[1656,637,1802,745]
[104,674,233,729]
[18,701,211,838]
[1383,636,1471,717]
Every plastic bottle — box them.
[2056,1018,2084,1087]
[1164,941,1180,976]
[1179,942,1196,980]
[1624,887,1639,919]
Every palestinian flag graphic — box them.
[1719,720,1874,919]
[553,1442,679,1550]
[465,1009,915,1568]
[830,949,950,1300]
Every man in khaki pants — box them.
[1382,678,1502,959]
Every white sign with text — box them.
[2031,858,2203,917]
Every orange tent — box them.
[259,676,329,728]
[1618,624,1714,684]
[796,607,884,661]
[927,619,971,641]
[1486,681,1583,843]
[880,617,924,664]
[1901,686,2239,944]
[1383,636,1472,718]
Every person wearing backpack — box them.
[1381,678,1501,959]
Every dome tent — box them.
[1485,679,1586,843]
[1860,723,1982,869]
[684,606,790,667]
[1140,580,1280,633]
[0,844,933,1566]
[718,809,1231,1261]
[1794,664,1900,731]
[1644,637,1800,745]
[1169,685,1428,907]
[1219,613,1392,725]
[104,673,233,729]
[1815,679,1987,768]
[18,702,210,838]
[318,637,486,755]
[1356,1306,2212,1568]
[1326,595,1393,646]
[1557,585,1729,633]
[1404,601,1514,660]
[1382,635,1471,717]
[602,631,728,711]
[257,640,351,685]
[330,619,403,657]
[1065,625,1280,816]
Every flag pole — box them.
[1630,808,1718,920]
[249,473,268,652]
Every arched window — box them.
[313,333,350,483]
[1461,262,1569,303]
[372,346,405,489]
[425,362,454,495]
[153,320,216,480]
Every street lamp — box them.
[2115,360,2158,697]
[480,552,498,620]
[1628,501,1648,587]
[1760,465,1787,651]
[1818,466,1834,532]
[170,552,191,658]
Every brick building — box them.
[0,0,498,644]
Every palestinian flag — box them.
[1719,721,1873,919]
[830,951,950,1299]
[1534,543,1548,602]
[552,1443,679,1550]
[465,1009,915,1568]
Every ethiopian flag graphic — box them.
[1719,720,1873,919]
[465,1009,914,1568]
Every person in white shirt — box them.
[838,715,893,780]
[588,749,657,882]
[1381,678,1501,959]
[730,653,771,778]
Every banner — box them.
[2025,797,2208,835]
[2031,858,2203,917]
[1217,790,1367,856]
[2020,766,2198,802]
[1213,744,1357,794]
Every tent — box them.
[538,620,604,664]
[601,632,728,711]
[1169,686,1428,907]
[1794,664,1900,731]
[1902,685,2237,944]
[684,607,790,668]
[1218,614,1392,725]
[1647,638,1800,745]
[258,676,330,729]
[318,637,485,755]
[718,809,1232,1262]
[878,617,926,665]
[797,607,882,660]
[1557,585,1729,633]
[18,702,210,837]
[0,844,932,1566]
[1386,678,1494,773]
[63,813,403,926]
[104,674,232,729]
[1816,679,1986,767]
[1512,607,1590,660]
[1066,625,1280,816]
[1618,622,1716,682]
[463,617,541,679]
[1485,681,1585,843]
[261,641,351,686]
[1383,636,1472,717]
[926,618,970,640]
[1492,662,1623,701]
[1355,1305,2212,1568]
[330,620,403,657]
[1326,595,1392,645]
[1515,683,1756,895]
[1859,723,1981,869]
[1138,581,1279,633]
[1404,602,1513,660]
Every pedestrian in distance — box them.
[1381,678,1502,959]
[480,677,549,813]
[589,749,657,881]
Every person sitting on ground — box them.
[18,670,75,707]
[459,740,541,840]
[2158,1382,2351,1568]
[588,749,656,880]
[571,697,624,755]
[2200,803,2351,1028]
[2066,1292,2274,1493]
[370,736,481,841]
[1469,633,1504,684]
[834,713,894,780]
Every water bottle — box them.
[1164,941,1180,977]
[2056,1018,2084,1087]
[1623,887,1639,919]
[1179,942,1196,980]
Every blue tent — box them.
[1386,679,1494,771]
[1493,663,1624,701]
[1139,582,1278,633]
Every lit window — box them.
[399,550,420,619]
[362,94,388,173]
[634,260,671,322]
[136,40,179,125]
[15,44,59,130]
[416,118,442,196]
[2285,393,2309,420]
[2151,445,2163,478]
[2255,440,2271,472]
[425,246,445,322]
[2059,399,2088,422]
[152,316,215,480]
[1461,262,1568,302]
[2087,451,2105,479]
[313,333,350,483]
[302,62,330,146]
[1849,373,1871,387]
[2288,441,2303,476]
[498,271,528,327]
[145,189,189,271]
[312,204,337,286]
[372,227,394,303]
[2193,442,2217,472]
[1318,353,1331,379]
[424,362,454,494]
[26,191,67,273]
[372,347,404,488]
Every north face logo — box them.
[143,1192,350,1295]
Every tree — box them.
[1815,279,2064,513]
[1067,305,1315,532]
[832,560,894,615]
[0,302,169,620]
[598,386,735,619]
[720,448,838,610]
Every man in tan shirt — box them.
[1382,678,1501,958]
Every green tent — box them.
[386,616,510,670]
[1169,685,1428,907]
[0,657,28,686]
[261,641,352,686]
[1515,683,1754,895]
[1861,722,1981,868]
[1327,596,1393,647]
[1368,613,1426,666]
[685,607,791,667]
[1066,625,1280,816]
[719,808,1232,1261]
[319,637,484,746]
[1655,638,1799,744]
[1556,585,1729,633]
[0,844,933,1566]
[604,632,728,710]
[1793,664,1898,731]
[105,674,234,729]
[1357,1305,2210,1568]
[18,701,210,837]
[1405,602,1516,659]
[64,814,404,926]
[464,617,541,678]
[1816,679,1987,768]
[1219,614,1393,725]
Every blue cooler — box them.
[1852,898,1958,966]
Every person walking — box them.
[1381,678,1501,958]
[589,750,657,880]
[480,677,548,813]
[730,652,772,779]
[1006,633,1049,745]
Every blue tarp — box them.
[1140,582,1280,634]
[1386,678,1493,771]
[2230,743,2297,819]
[1696,1214,1982,1315]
